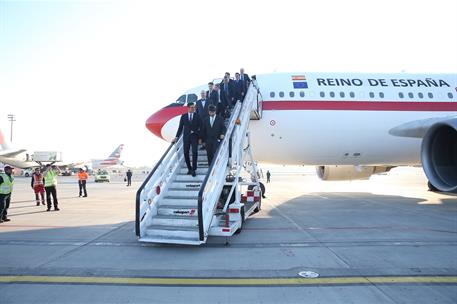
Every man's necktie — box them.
[210,117,214,127]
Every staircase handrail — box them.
[135,136,183,237]
[197,102,242,241]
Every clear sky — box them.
[1,0,456,166]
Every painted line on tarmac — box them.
[0,275,456,286]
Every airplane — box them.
[91,144,125,169]
[145,72,457,193]
[0,129,36,168]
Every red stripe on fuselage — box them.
[262,100,457,111]
[146,106,187,139]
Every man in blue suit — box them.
[173,102,201,177]
[196,90,211,121]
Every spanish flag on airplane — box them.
[292,75,308,89]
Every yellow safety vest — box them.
[0,173,14,194]
[44,171,58,187]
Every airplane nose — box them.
[145,105,187,140]
[146,109,167,140]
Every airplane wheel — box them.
[428,181,438,192]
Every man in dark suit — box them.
[221,76,235,110]
[207,82,215,103]
[200,105,226,165]
[173,102,201,177]
[212,84,226,117]
[233,72,245,102]
[196,90,211,121]
[240,68,251,93]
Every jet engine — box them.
[316,165,393,181]
[421,119,457,192]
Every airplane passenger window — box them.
[379,92,384,98]
[300,91,305,97]
[270,92,275,98]
[176,95,186,104]
[428,92,433,98]
[349,92,355,98]
[330,92,335,98]
[340,92,345,98]
[408,92,414,98]
[279,91,284,98]
[399,92,404,98]
[289,91,295,97]
[448,93,454,99]
[418,92,424,99]
[320,91,325,98]
[369,92,375,98]
[187,94,198,103]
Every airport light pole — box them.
[7,114,15,142]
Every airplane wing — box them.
[0,149,27,158]
[389,115,457,138]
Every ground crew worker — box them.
[78,168,88,197]
[0,165,14,223]
[126,169,132,186]
[266,170,271,183]
[31,167,45,206]
[43,164,60,211]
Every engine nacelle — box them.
[316,165,393,181]
[421,119,457,192]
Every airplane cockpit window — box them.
[448,92,454,99]
[187,94,198,103]
[428,92,433,98]
[270,92,275,98]
[369,92,375,98]
[349,92,355,98]
[340,92,345,98]
[289,91,294,97]
[408,92,414,98]
[399,92,404,99]
[300,91,305,97]
[379,92,385,98]
[320,91,325,98]
[176,95,186,104]
[279,91,284,98]
[418,92,424,99]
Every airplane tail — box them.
[108,144,124,159]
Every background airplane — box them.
[91,144,125,169]
[0,129,35,168]
[145,72,457,193]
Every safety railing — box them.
[135,136,183,237]
[197,102,242,241]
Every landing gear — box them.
[428,181,438,192]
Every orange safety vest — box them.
[78,172,89,181]
[33,173,44,186]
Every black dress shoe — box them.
[187,170,192,175]
[55,207,60,211]
[47,208,51,211]
[191,170,196,177]
[2,218,10,222]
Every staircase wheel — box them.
[248,182,266,197]
[234,206,245,234]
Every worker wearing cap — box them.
[0,165,14,223]
[31,167,45,206]
[78,168,88,197]
[43,164,61,211]
[172,102,201,177]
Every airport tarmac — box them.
[0,168,456,303]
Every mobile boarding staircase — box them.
[136,81,263,245]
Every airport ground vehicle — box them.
[95,170,110,182]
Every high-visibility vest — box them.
[0,173,14,194]
[78,172,88,181]
[33,173,44,186]
[44,171,58,187]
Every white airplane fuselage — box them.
[153,72,457,167]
